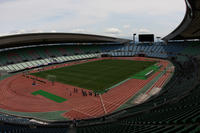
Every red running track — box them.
[0,57,171,120]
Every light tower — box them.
[133,33,137,44]
[132,33,137,56]
[156,36,161,44]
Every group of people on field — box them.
[67,87,99,97]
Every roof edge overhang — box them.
[0,33,129,49]
[163,0,193,41]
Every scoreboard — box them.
[139,34,154,42]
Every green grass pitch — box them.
[31,59,155,93]
[32,90,67,103]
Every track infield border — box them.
[0,57,174,121]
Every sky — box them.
[0,0,186,39]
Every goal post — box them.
[0,70,8,80]
[46,75,57,86]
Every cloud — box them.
[105,28,121,34]
[71,29,86,33]
[8,29,26,35]
[123,25,131,29]
[50,30,57,33]
[139,28,150,33]
[26,29,43,33]
[0,0,185,38]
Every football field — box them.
[31,59,155,92]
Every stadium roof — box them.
[0,33,129,49]
[163,0,200,41]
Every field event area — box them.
[31,59,156,92]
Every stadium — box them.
[0,0,199,132]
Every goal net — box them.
[46,75,57,85]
